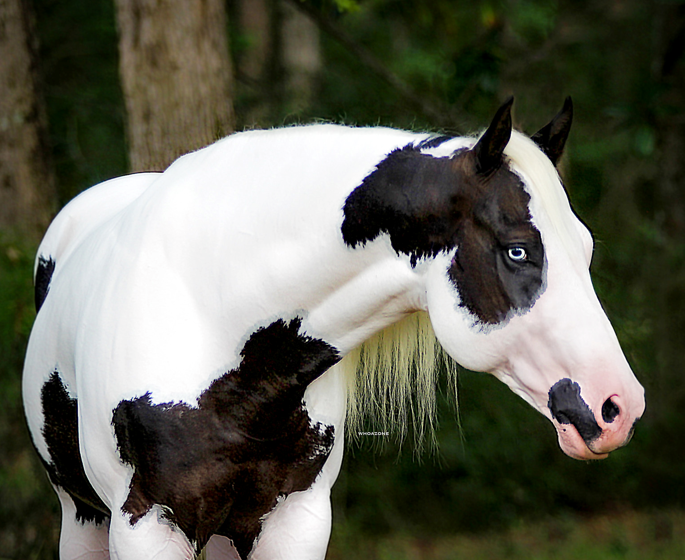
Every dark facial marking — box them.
[342,143,468,266]
[35,256,55,312]
[40,371,110,525]
[548,378,602,444]
[447,156,545,324]
[112,318,340,558]
[342,142,545,324]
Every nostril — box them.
[602,397,620,423]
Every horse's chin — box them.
[556,426,609,460]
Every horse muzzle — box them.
[547,378,644,460]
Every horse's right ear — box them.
[472,96,514,176]
[531,96,573,166]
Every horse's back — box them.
[141,124,422,224]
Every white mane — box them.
[340,311,457,449]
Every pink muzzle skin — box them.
[548,380,644,460]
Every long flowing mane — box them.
[341,311,457,449]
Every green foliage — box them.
[331,0,360,13]
[335,369,657,537]
[34,0,127,205]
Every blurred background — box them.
[1,0,684,558]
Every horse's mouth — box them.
[555,423,609,460]
[553,412,640,460]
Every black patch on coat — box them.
[35,256,55,312]
[342,144,463,266]
[447,161,544,324]
[112,318,340,558]
[40,371,110,525]
[341,144,544,324]
[548,378,602,444]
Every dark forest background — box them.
[1,0,684,558]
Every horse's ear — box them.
[532,96,573,166]
[472,96,514,176]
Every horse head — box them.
[420,98,645,460]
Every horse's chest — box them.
[110,317,340,556]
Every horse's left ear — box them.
[532,96,573,166]
[472,96,514,176]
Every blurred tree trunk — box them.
[235,0,321,127]
[280,0,321,114]
[114,0,235,172]
[0,0,56,239]
[236,0,271,125]
[239,0,270,80]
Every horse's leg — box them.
[250,382,346,560]
[250,479,333,560]
[108,505,195,560]
[204,535,240,560]
[56,489,110,560]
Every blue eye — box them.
[508,247,527,262]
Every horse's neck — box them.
[203,222,428,356]
[133,126,432,356]
[303,239,428,354]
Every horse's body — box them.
[23,100,645,560]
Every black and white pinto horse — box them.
[23,98,645,560]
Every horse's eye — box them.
[507,247,527,262]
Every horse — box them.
[22,97,645,560]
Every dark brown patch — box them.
[342,98,546,324]
[40,371,111,525]
[341,143,544,325]
[112,318,340,557]
[341,143,467,266]
[447,150,544,324]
